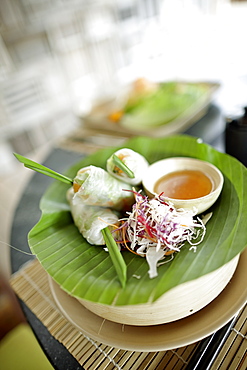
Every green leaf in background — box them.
[28,135,247,305]
[121,82,210,129]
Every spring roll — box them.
[72,165,134,211]
[106,148,149,185]
[67,188,119,245]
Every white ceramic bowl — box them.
[142,157,224,215]
[77,255,239,326]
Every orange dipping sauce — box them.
[154,170,213,200]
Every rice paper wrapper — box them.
[67,188,119,245]
[73,165,134,210]
[106,148,149,185]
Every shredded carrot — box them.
[108,111,123,123]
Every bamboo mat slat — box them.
[210,304,247,370]
[57,127,130,155]
[10,259,246,370]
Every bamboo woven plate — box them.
[77,255,238,326]
[49,249,247,352]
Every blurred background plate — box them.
[81,80,220,137]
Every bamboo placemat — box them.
[10,259,246,370]
[210,304,247,370]
[57,127,130,155]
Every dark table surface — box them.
[11,104,236,370]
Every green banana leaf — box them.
[28,135,247,305]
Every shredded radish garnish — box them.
[114,191,207,278]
